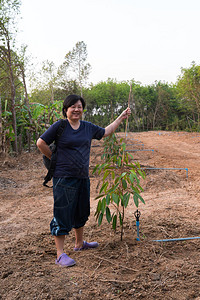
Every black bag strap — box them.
[43,119,67,187]
[54,119,67,144]
[43,152,57,188]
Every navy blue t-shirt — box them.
[40,119,105,178]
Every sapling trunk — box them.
[121,205,125,241]
[120,85,131,240]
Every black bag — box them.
[43,119,67,187]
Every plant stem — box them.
[121,205,125,241]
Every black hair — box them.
[62,94,86,118]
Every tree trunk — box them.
[0,96,2,153]
[10,83,17,152]
[7,38,18,152]
[22,69,32,117]
[21,68,33,152]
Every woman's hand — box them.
[120,107,131,120]
[104,107,131,137]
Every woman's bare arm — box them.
[36,138,52,159]
[104,107,131,137]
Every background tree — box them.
[17,45,34,151]
[176,62,200,129]
[29,60,58,105]
[41,60,58,104]
[0,0,21,152]
[59,41,91,96]
[84,79,132,127]
[131,82,178,131]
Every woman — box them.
[37,94,131,267]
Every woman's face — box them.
[66,100,83,121]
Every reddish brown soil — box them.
[0,131,200,300]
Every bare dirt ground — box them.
[0,131,200,300]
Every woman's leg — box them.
[74,226,84,248]
[54,235,65,258]
[54,235,76,266]
[74,226,99,251]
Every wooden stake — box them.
[125,84,132,142]
[122,84,132,165]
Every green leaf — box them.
[106,194,110,205]
[130,171,140,184]
[130,185,140,194]
[138,193,145,204]
[106,207,112,223]
[117,157,121,166]
[96,200,102,213]
[127,152,134,159]
[111,171,115,180]
[137,169,146,179]
[133,194,139,207]
[134,161,140,168]
[94,210,99,218]
[98,163,107,175]
[115,176,120,184]
[98,213,103,226]
[3,111,12,117]
[107,182,119,193]
[121,172,127,177]
[116,172,127,184]
[24,126,32,130]
[112,155,117,163]
[123,193,130,208]
[137,184,144,192]
[112,215,117,230]
[95,193,105,200]
[32,103,45,119]
[92,164,99,174]
[125,152,129,163]
[103,170,110,181]
[100,182,108,194]
[122,178,127,189]
[133,192,145,206]
[101,197,106,214]
[121,143,126,151]
[112,193,120,205]
[129,173,134,184]
[54,112,61,118]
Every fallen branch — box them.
[99,278,134,284]
[90,260,103,277]
[90,253,137,272]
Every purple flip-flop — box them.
[55,253,76,267]
[74,241,99,251]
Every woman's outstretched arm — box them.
[104,107,131,137]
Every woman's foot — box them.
[55,253,76,267]
[74,241,99,251]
